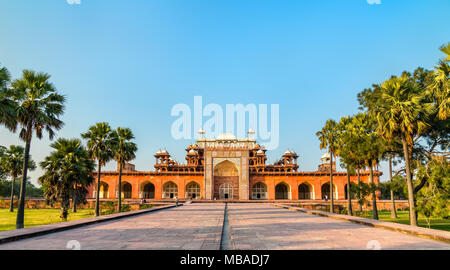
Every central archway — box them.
[219,183,233,200]
[213,160,239,200]
[275,183,290,200]
[214,160,239,176]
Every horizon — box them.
[1,0,450,186]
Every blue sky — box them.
[1,0,449,185]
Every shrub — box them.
[139,204,152,210]
[121,204,131,212]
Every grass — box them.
[0,209,95,232]
[356,210,450,232]
[0,204,154,232]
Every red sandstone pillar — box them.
[314,182,322,200]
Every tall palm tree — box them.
[0,145,36,212]
[316,119,339,213]
[39,138,95,220]
[0,65,17,130]
[110,127,137,212]
[336,116,355,216]
[429,43,449,121]
[375,75,434,226]
[81,122,114,217]
[8,70,65,229]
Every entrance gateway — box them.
[202,133,251,200]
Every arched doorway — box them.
[321,182,337,200]
[298,183,313,200]
[186,182,201,199]
[122,182,132,199]
[252,182,267,200]
[219,183,233,200]
[213,160,239,200]
[163,181,178,199]
[275,183,290,200]
[143,182,155,199]
[99,182,109,199]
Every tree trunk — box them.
[329,151,334,213]
[95,162,102,217]
[16,135,31,229]
[9,174,16,212]
[369,162,378,220]
[357,169,362,212]
[389,154,397,218]
[72,181,77,213]
[402,136,418,226]
[117,162,123,213]
[61,196,70,221]
[346,166,352,216]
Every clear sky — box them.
[1,0,449,185]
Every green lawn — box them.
[357,210,450,232]
[0,209,95,232]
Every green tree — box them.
[316,119,339,213]
[374,74,434,226]
[351,181,371,214]
[81,122,114,217]
[6,70,66,229]
[348,112,384,220]
[110,127,137,212]
[0,145,36,212]
[429,43,450,120]
[336,116,356,216]
[0,65,17,130]
[415,157,449,228]
[39,138,95,220]
[0,146,7,180]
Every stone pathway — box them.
[227,204,450,250]
[0,204,224,250]
[0,203,448,250]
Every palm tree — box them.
[336,116,355,216]
[0,145,36,212]
[110,127,137,212]
[81,122,114,217]
[375,75,434,226]
[0,65,17,131]
[39,138,95,220]
[429,43,449,120]
[316,119,339,213]
[7,70,65,229]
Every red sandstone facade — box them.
[87,134,381,201]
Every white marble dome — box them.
[217,133,236,140]
[321,153,331,162]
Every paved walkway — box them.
[0,204,224,250]
[227,204,450,250]
[0,203,449,250]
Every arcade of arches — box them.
[88,135,381,201]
